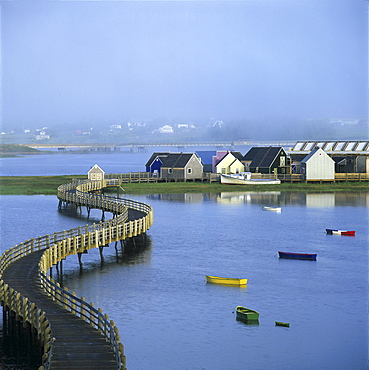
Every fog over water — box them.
[1,0,367,134]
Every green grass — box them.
[1,175,367,195]
[0,176,87,195]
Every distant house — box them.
[145,152,203,180]
[88,164,105,181]
[215,151,244,174]
[158,125,174,134]
[243,147,288,174]
[301,147,335,181]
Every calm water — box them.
[0,191,368,370]
[0,152,368,369]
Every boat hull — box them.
[262,206,281,212]
[206,276,247,286]
[275,321,290,327]
[326,229,355,236]
[278,251,317,260]
[235,306,259,321]
[220,174,281,185]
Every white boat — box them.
[220,172,281,185]
[262,206,282,212]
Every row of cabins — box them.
[89,141,369,183]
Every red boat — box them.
[326,229,355,236]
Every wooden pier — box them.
[0,179,154,369]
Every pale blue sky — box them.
[1,0,367,130]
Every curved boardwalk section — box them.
[0,179,154,369]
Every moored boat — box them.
[220,172,281,185]
[206,275,247,286]
[278,251,317,260]
[275,321,290,327]
[235,306,259,321]
[326,229,355,236]
[262,206,282,212]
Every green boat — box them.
[235,306,259,321]
[275,321,290,327]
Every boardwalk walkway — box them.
[2,250,117,369]
[0,179,154,369]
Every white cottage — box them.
[301,147,335,181]
[88,164,105,181]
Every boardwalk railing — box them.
[0,178,154,369]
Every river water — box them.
[0,152,368,369]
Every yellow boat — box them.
[205,275,248,286]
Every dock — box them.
[0,179,154,369]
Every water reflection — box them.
[236,317,260,326]
[57,234,153,287]
[145,191,369,207]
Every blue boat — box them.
[278,251,317,260]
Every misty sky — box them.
[1,0,367,131]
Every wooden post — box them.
[77,252,83,269]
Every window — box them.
[187,168,192,174]
[280,157,285,166]
[168,168,173,174]
[221,168,226,174]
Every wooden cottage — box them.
[145,152,203,180]
[243,147,288,174]
[88,164,105,181]
[215,152,244,174]
[301,147,335,181]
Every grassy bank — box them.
[0,144,41,157]
[0,175,368,195]
[0,176,87,195]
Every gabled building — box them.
[243,147,288,174]
[145,152,170,176]
[145,152,203,180]
[215,151,244,174]
[88,164,105,181]
[301,147,335,181]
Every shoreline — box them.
[0,175,368,195]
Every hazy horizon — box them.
[1,0,367,133]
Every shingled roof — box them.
[245,147,284,168]
[146,152,197,168]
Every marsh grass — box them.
[0,176,87,195]
[0,176,367,195]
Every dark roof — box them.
[245,147,285,168]
[145,152,170,167]
[161,153,196,167]
[231,151,244,161]
[146,152,198,168]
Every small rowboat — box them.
[205,276,247,286]
[278,251,317,260]
[326,229,355,236]
[262,206,281,212]
[235,306,259,321]
[275,321,290,327]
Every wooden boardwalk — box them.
[0,179,154,369]
[2,250,117,369]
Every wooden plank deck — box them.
[2,249,117,369]
[1,176,153,370]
